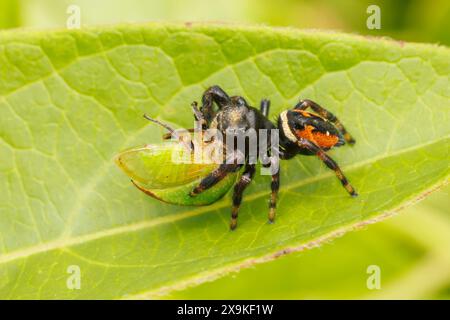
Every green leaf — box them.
[166,185,450,299]
[0,23,448,299]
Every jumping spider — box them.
[148,85,357,230]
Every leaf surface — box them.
[0,23,448,299]
[167,185,450,299]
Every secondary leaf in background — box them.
[0,24,448,299]
[0,0,21,29]
[17,0,450,46]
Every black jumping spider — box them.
[149,85,357,230]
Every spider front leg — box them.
[230,164,256,230]
[295,99,356,144]
[190,162,242,196]
[190,101,208,130]
[161,101,207,140]
[297,138,358,197]
[200,85,232,124]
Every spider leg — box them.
[262,154,281,223]
[190,162,242,197]
[190,101,208,130]
[297,138,358,197]
[160,101,206,140]
[200,85,232,124]
[279,148,297,160]
[230,164,256,230]
[260,99,270,117]
[294,99,355,144]
[268,169,280,223]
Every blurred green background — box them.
[2,0,450,46]
[1,0,448,299]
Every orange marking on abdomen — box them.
[295,125,339,149]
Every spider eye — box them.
[236,97,247,107]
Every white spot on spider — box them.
[326,131,330,136]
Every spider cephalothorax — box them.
[188,86,278,230]
[142,86,357,230]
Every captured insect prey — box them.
[115,85,358,230]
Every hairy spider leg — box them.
[268,169,280,223]
[262,153,281,224]
[200,85,232,124]
[230,164,256,230]
[190,162,242,197]
[296,138,358,197]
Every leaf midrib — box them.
[0,136,447,267]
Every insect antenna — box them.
[143,114,176,134]
[143,114,194,152]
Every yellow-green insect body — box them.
[115,141,239,205]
